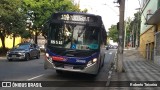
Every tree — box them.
[126,11,141,47]
[22,0,81,44]
[0,0,26,49]
[124,17,132,47]
[108,24,118,42]
[82,8,88,13]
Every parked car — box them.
[6,43,41,61]
[113,45,118,49]
[105,45,109,50]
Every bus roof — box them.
[50,12,103,26]
[53,12,101,17]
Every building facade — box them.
[140,0,160,65]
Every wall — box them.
[154,24,160,65]
[140,0,158,34]
[158,24,160,31]
[139,26,155,58]
[0,36,21,48]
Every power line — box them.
[103,3,119,15]
[137,0,148,22]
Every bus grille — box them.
[53,61,86,70]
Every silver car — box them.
[6,43,40,61]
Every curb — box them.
[0,57,6,60]
[106,51,117,86]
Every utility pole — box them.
[117,0,125,72]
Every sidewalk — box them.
[0,56,6,60]
[107,49,160,89]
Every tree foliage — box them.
[22,0,81,42]
[126,12,141,47]
[0,0,83,49]
[0,0,26,49]
[22,0,80,29]
[108,11,141,45]
[108,24,118,42]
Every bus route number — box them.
[61,14,90,22]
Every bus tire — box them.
[56,70,63,74]
[90,73,98,78]
[101,55,105,67]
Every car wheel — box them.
[36,52,40,59]
[25,53,30,61]
[8,59,12,62]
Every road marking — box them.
[27,74,44,81]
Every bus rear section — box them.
[44,12,106,75]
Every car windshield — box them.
[48,23,100,50]
[15,44,29,49]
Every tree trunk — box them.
[13,34,15,47]
[0,35,6,50]
[35,32,38,44]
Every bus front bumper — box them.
[44,58,99,75]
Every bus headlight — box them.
[45,53,52,62]
[46,53,49,57]
[93,58,97,63]
[87,58,97,67]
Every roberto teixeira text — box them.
[1,82,42,87]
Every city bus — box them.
[44,12,107,76]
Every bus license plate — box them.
[64,65,73,69]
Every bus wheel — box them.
[90,73,98,78]
[56,70,63,74]
[101,57,104,67]
[101,55,105,67]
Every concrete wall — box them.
[140,0,158,34]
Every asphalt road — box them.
[0,49,117,90]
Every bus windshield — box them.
[48,23,99,50]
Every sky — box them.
[74,0,141,31]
